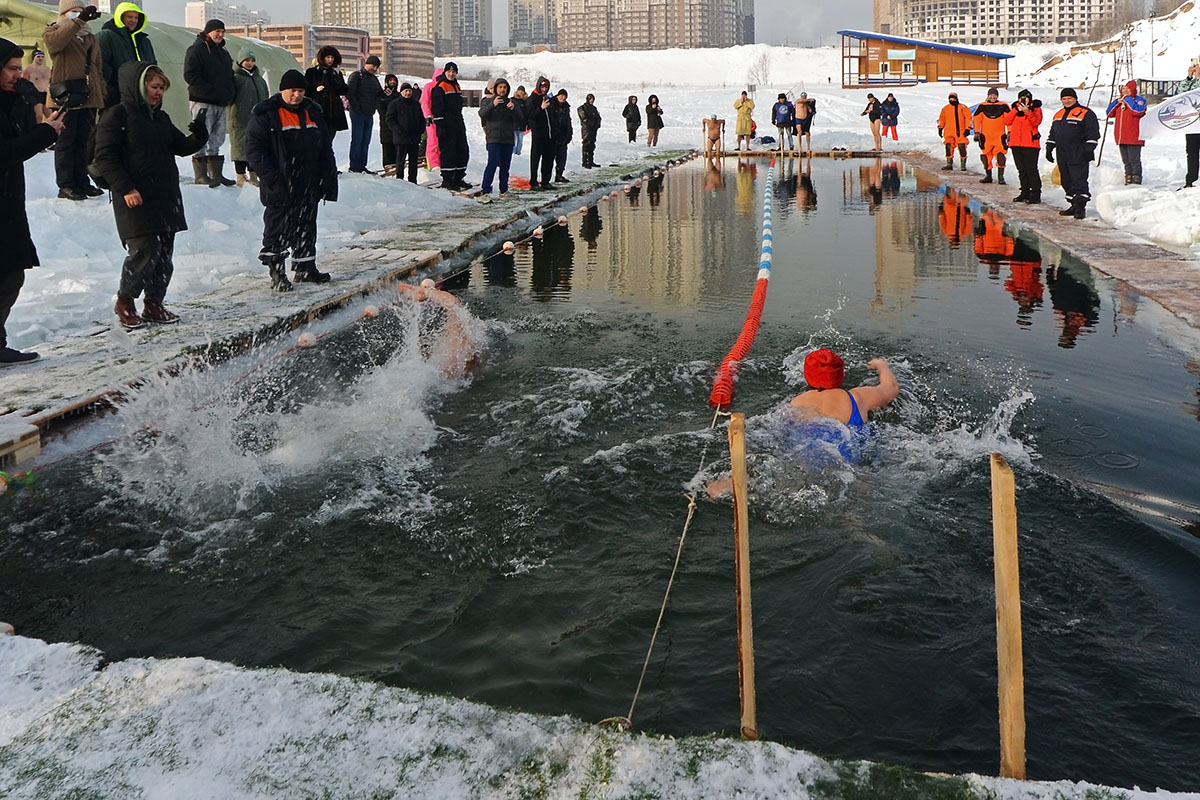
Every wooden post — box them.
[729,413,757,740]
[990,453,1026,779]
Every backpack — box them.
[86,104,127,191]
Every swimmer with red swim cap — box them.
[790,348,899,427]
[706,349,899,499]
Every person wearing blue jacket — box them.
[880,93,899,143]
[1105,80,1147,185]
[771,93,795,151]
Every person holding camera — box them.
[43,0,103,201]
[1003,89,1044,204]
[1,37,65,365]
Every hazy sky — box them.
[154,0,873,48]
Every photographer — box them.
[43,0,104,201]
[1003,89,1043,204]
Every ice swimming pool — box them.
[3,156,1199,792]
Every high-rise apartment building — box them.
[312,0,489,55]
[558,0,749,52]
[185,0,270,28]
[875,0,1116,45]
[509,0,556,49]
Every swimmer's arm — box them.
[852,358,900,412]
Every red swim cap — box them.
[804,348,845,389]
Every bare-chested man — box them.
[702,113,725,156]
[22,49,49,121]
[794,92,815,154]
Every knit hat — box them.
[556,88,568,98]
[365,54,380,66]
[202,19,225,35]
[1017,88,1032,100]
[400,82,412,91]
[804,348,845,389]
[0,37,22,66]
[444,61,458,71]
[240,50,256,64]
[948,92,958,100]
[1125,79,1138,92]
[58,0,83,13]
[1060,87,1078,99]
[279,69,305,91]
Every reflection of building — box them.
[873,0,1115,45]
[185,0,270,28]
[559,0,750,52]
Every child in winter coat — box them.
[91,62,208,329]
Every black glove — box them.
[937,127,943,137]
[78,5,101,21]
[1031,99,1042,109]
[1084,144,1096,162]
[975,133,984,147]
[188,109,209,141]
[1001,133,1009,149]
[1045,144,1055,163]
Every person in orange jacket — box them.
[1106,80,1147,184]
[1003,88,1043,204]
[973,87,1010,184]
[938,92,973,171]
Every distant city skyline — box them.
[153,0,872,47]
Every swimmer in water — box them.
[396,279,478,377]
[706,348,900,498]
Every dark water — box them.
[4,157,1200,792]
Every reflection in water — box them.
[484,251,517,287]
[1047,256,1100,348]
[881,161,900,196]
[973,209,1014,278]
[939,187,973,246]
[735,157,757,217]
[797,158,817,214]
[1003,235,1044,327]
[579,206,603,252]
[859,158,883,210]
[702,153,726,195]
[646,173,664,206]
[528,224,575,299]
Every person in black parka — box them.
[1045,87,1101,220]
[577,92,601,168]
[550,88,573,182]
[385,81,425,183]
[182,19,235,186]
[91,62,208,329]
[377,73,400,170]
[621,95,640,143]
[97,1,156,109]
[0,37,63,365]
[526,75,553,189]
[304,45,348,137]
[246,69,338,291]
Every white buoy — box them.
[297,332,317,348]
[363,304,379,318]
[559,215,569,224]
[610,189,619,197]
[578,205,587,213]
[634,177,642,186]
[654,169,661,177]
[502,240,515,252]
[0,621,14,636]
[533,226,544,237]
[420,278,436,289]
[623,185,631,192]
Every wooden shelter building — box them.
[838,29,1011,88]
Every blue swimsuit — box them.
[784,392,867,465]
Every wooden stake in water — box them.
[990,453,1026,780]
[729,413,757,740]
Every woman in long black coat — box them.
[385,81,426,183]
[304,45,348,136]
[377,73,400,170]
[92,61,207,329]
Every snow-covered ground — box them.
[13,4,1200,353]
[2,633,1197,799]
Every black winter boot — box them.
[1012,189,1029,202]
[960,156,968,171]
[1073,198,1087,219]
[1024,192,1040,204]
[192,156,212,186]
[208,155,237,187]
[269,264,293,292]
[980,169,993,184]
[293,263,331,283]
[997,167,1006,184]
[942,158,953,171]
[1059,197,1076,216]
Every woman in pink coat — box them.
[421,70,440,170]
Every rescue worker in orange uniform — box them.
[973,87,1010,184]
[938,92,973,171]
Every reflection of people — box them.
[861,158,882,209]
[706,350,900,497]
[396,280,477,377]
[881,161,900,196]
[703,154,726,193]
[1004,237,1044,326]
[579,205,602,249]
[795,158,816,213]
[973,208,1014,277]
[1046,260,1100,349]
[530,224,574,298]
[734,157,756,216]
[939,188,972,246]
[702,114,724,156]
